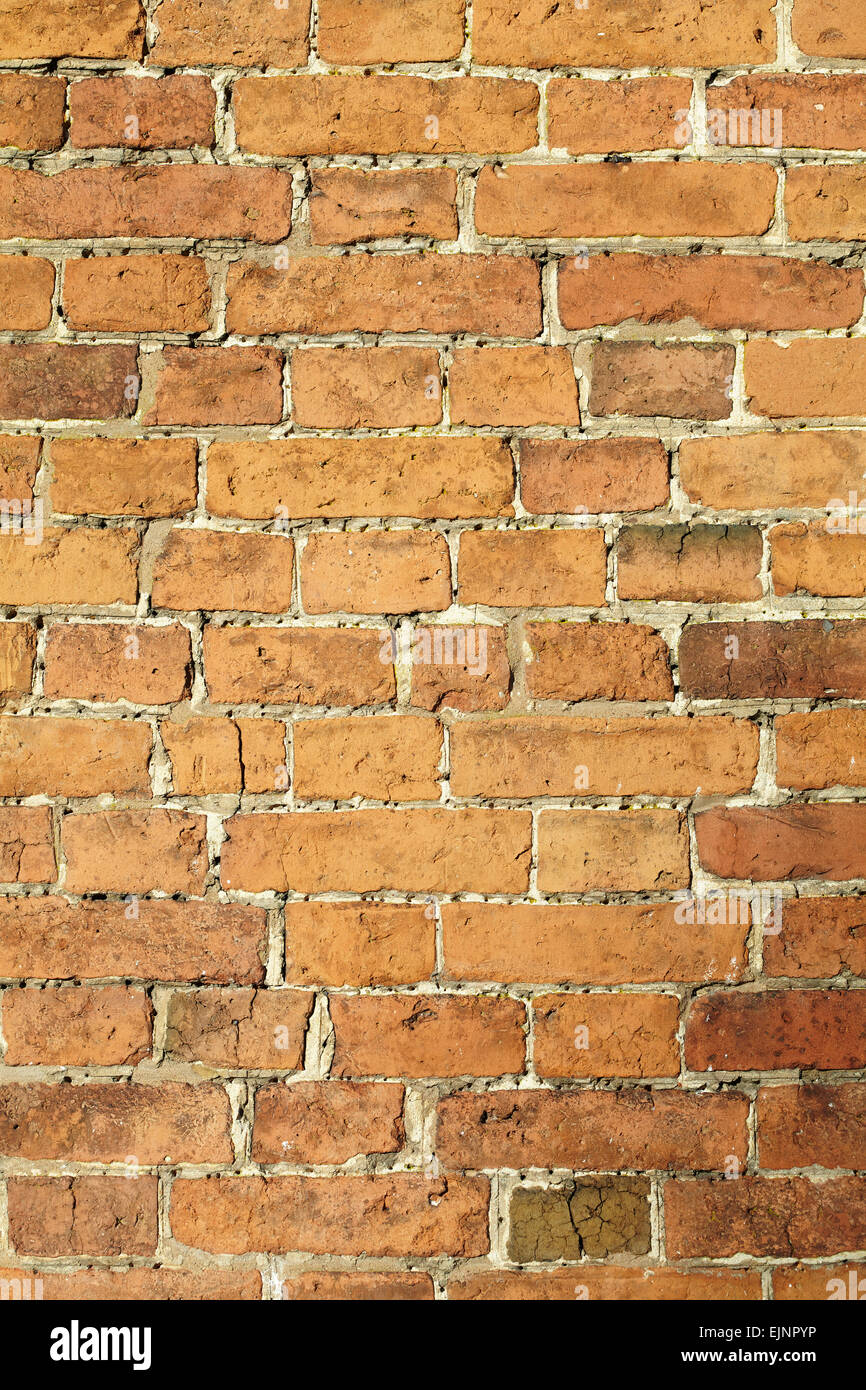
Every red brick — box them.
[284,1271,434,1300]
[437,1088,749,1170]
[0,344,137,421]
[226,254,540,336]
[665,1176,866,1258]
[774,1265,866,1301]
[591,343,734,421]
[0,1267,261,1300]
[449,1267,761,1300]
[252,1081,405,1163]
[763,897,866,980]
[69,75,214,148]
[679,620,866,700]
[686,989,866,1071]
[696,804,866,882]
[520,438,669,515]
[758,1084,866,1170]
[0,896,266,984]
[310,168,457,245]
[146,347,283,427]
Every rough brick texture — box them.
[0,0,863,1308]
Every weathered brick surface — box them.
[0,0,862,1304]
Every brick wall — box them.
[0,0,865,1302]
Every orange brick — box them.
[0,622,36,696]
[450,347,579,427]
[226,254,540,336]
[793,0,866,58]
[221,809,531,894]
[9,1177,158,1257]
[63,254,210,332]
[0,527,138,607]
[442,901,747,985]
[170,1174,490,1256]
[292,347,441,428]
[408,624,512,711]
[284,1271,434,1300]
[148,0,310,66]
[0,73,65,150]
[234,76,538,156]
[69,74,215,149]
[458,529,606,607]
[473,0,775,66]
[0,896,266,984]
[206,436,513,521]
[43,622,192,703]
[538,809,690,892]
[763,896,866,980]
[0,0,144,59]
[252,1081,405,1163]
[0,256,54,330]
[285,901,435,987]
[475,163,777,239]
[294,714,442,800]
[777,709,866,790]
[301,531,451,615]
[709,75,866,151]
[162,717,286,794]
[164,988,314,1068]
[534,993,680,1079]
[202,626,395,707]
[520,438,669,515]
[549,77,693,154]
[679,431,866,509]
[450,715,758,798]
[62,810,208,895]
[524,621,673,701]
[0,1082,232,1162]
[331,993,526,1078]
[51,437,198,517]
[787,165,866,241]
[151,528,294,614]
[317,0,464,62]
[146,347,284,427]
[1,986,152,1066]
[449,1267,761,1301]
[0,807,55,884]
[771,521,866,597]
[0,716,151,796]
[746,339,866,418]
